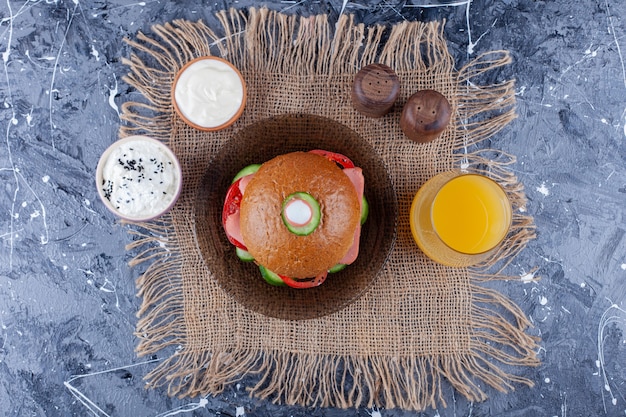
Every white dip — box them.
[101,140,180,218]
[174,58,244,128]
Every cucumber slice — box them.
[232,163,261,183]
[281,192,321,236]
[329,263,347,273]
[259,265,286,286]
[360,195,369,225]
[236,247,254,262]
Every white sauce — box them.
[101,140,179,218]
[284,199,312,226]
[174,58,244,128]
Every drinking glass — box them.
[410,171,512,267]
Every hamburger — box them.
[222,150,368,289]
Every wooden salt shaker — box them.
[400,90,451,143]
[351,64,400,118]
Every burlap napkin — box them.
[120,8,539,410]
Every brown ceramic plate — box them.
[194,113,397,320]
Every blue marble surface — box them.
[1,0,625,416]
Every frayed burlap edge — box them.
[119,8,540,410]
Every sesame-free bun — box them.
[240,152,360,278]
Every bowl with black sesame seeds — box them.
[96,135,182,222]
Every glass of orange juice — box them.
[410,171,512,267]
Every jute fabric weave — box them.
[120,8,539,410]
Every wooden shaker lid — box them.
[400,89,451,143]
[351,64,400,118]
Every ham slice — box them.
[222,173,255,250]
[339,167,364,265]
[224,212,245,249]
[339,224,361,265]
[238,173,253,194]
[342,167,364,202]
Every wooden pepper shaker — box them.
[351,64,400,118]
[400,90,451,143]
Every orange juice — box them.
[410,172,512,267]
[432,175,511,254]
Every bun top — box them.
[240,151,360,278]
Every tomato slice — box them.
[280,271,328,289]
[222,178,247,250]
[309,149,355,169]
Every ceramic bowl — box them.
[96,135,182,222]
[172,56,247,131]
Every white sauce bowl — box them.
[96,135,182,222]
[172,56,247,131]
